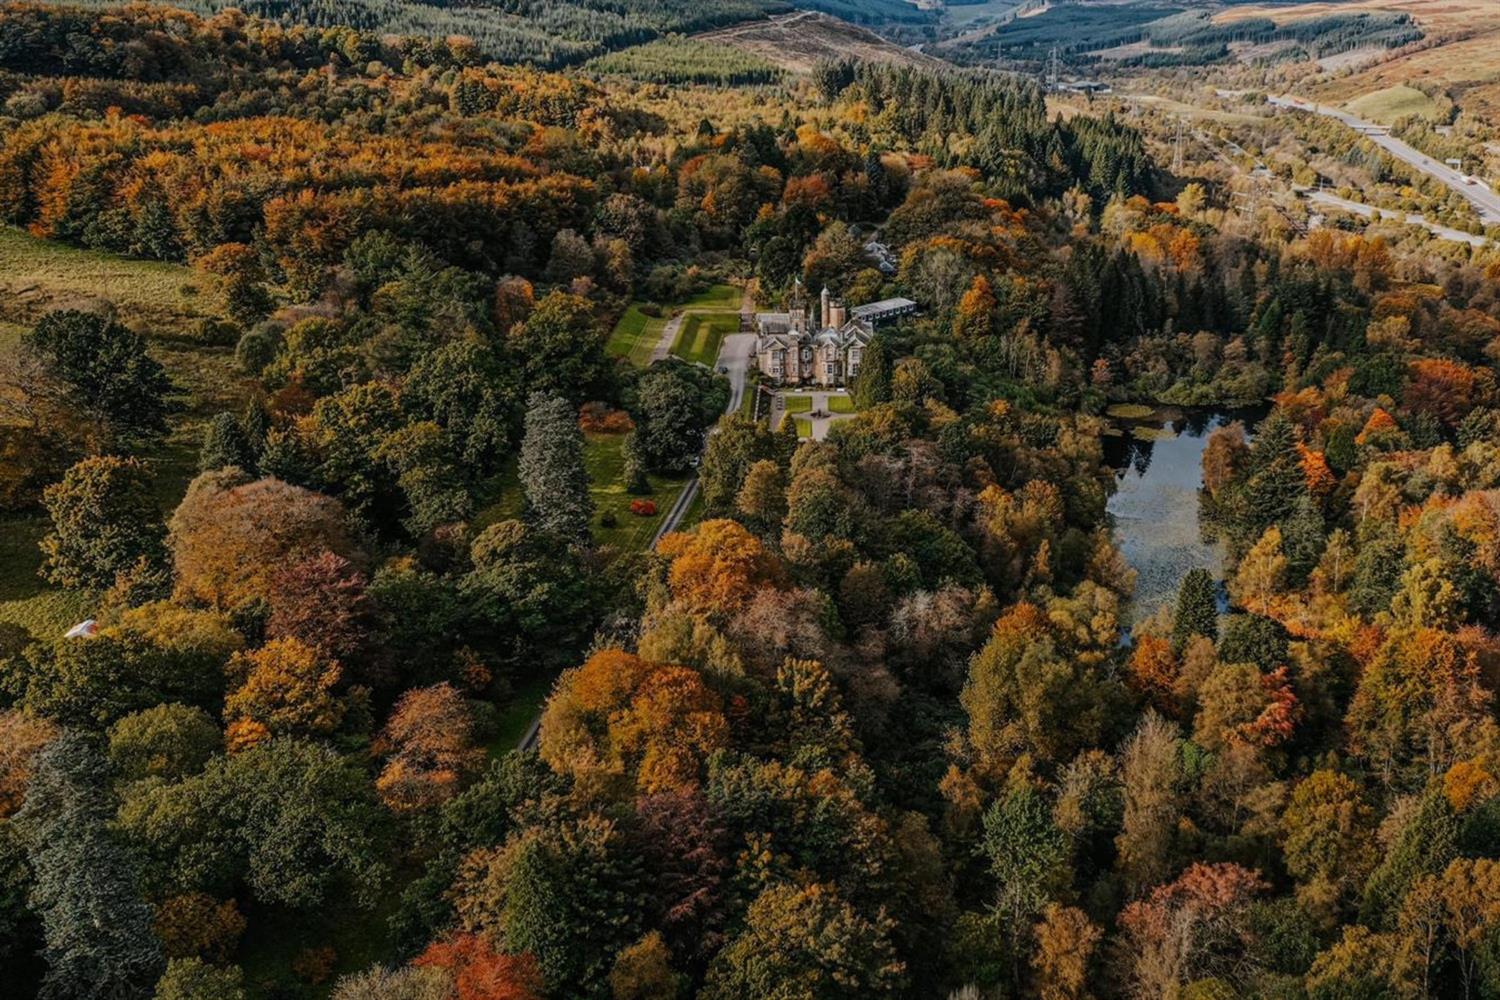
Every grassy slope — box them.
[1345,83,1444,123]
[0,230,244,642]
[671,312,740,366]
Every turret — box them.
[820,285,831,328]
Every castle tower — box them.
[820,286,831,329]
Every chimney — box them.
[820,286,831,328]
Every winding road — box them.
[1269,95,1500,225]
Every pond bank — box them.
[1103,403,1268,622]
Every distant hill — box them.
[694,10,946,74]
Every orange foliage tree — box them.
[657,519,783,619]
[539,649,729,794]
[413,934,543,1000]
[375,683,484,812]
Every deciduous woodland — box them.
[4,3,1500,1000]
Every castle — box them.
[753,283,916,387]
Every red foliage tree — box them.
[413,934,543,1000]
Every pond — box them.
[1103,405,1268,623]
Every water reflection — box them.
[1104,405,1267,623]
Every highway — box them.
[1269,95,1500,225]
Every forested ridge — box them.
[4,4,1500,1000]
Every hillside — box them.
[694,10,946,73]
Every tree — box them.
[168,470,362,609]
[1281,770,1376,919]
[198,412,254,473]
[1,603,242,726]
[404,339,517,472]
[1172,568,1218,651]
[461,519,596,671]
[266,551,372,664]
[17,733,164,999]
[735,459,787,538]
[540,650,728,795]
[196,242,270,326]
[609,932,682,1000]
[151,893,245,962]
[376,684,484,812]
[108,705,220,784]
[853,337,891,409]
[1231,525,1288,616]
[118,738,389,910]
[1116,712,1185,896]
[519,392,592,543]
[223,639,346,746]
[1306,926,1415,1000]
[23,309,174,447]
[331,965,454,1000]
[40,455,165,588]
[980,786,1069,993]
[1119,863,1267,997]
[454,813,644,999]
[656,519,783,619]
[633,359,728,474]
[508,292,613,404]
[699,415,781,516]
[0,709,57,818]
[1032,904,1102,1000]
[412,933,543,1000]
[701,882,904,1000]
[153,958,246,1000]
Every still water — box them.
[1103,406,1266,621]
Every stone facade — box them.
[753,284,914,388]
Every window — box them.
[825,362,836,376]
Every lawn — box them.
[472,431,688,554]
[826,394,854,413]
[782,394,812,413]
[0,226,216,333]
[671,312,739,367]
[490,673,557,753]
[583,432,691,551]
[605,303,667,366]
[681,283,741,310]
[793,416,813,438]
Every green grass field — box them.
[0,226,216,332]
[782,394,812,413]
[827,394,854,413]
[793,415,813,438]
[472,431,688,553]
[605,303,668,366]
[671,312,739,367]
[1345,84,1446,124]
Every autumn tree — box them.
[154,958,247,1000]
[1280,770,1377,920]
[701,882,904,1000]
[657,519,783,619]
[412,933,543,1000]
[1116,712,1186,895]
[108,704,220,784]
[223,639,346,748]
[1032,904,1102,1000]
[376,683,483,812]
[40,454,165,588]
[168,469,362,609]
[540,650,728,795]
[266,550,372,663]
